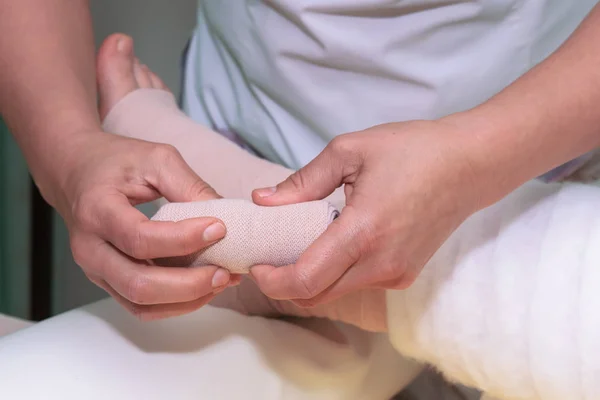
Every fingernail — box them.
[203,222,226,242]
[255,187,277,198]
[212,268,230,289]
[117,37,129,54]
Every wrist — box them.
[25,125,102,211]
[438,107,532,210]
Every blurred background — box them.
[0,0,198,321]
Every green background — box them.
[0,118,31,319]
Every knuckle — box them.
[345,238,364,265]
[70,237,87,267]
[294,271,320,299]
[71,191,99,230]
[294,298,319,308]
[389,279,413,290]
[327,134,353,157]
[86,275,104,288]
[125,275,154,305]
[325,134,363,174]
[185,276,211,300]
[382,267,415,289]
[375,260,406,284]
[69,236,100,275]
[285,171,308,191]
[127,304,151,321]
[188,178,218,199]
[359,218,379,250]
[122,228,148,259]
[398,271,418,288]
[151,143,181,164]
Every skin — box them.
[251,4,600,307]
[2,0,600,318]
[97,33,387,333]
[0,0,235,320]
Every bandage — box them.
[151,198,338,274]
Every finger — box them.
[252,134,360,206]
[96,193,226,260]
[96,278,216,321]
[290,261,383,307]
[91,241,230,305]
[249,209,363,300]
[372,273,418,290]
[292,260,418,307]
[146,144,221,202]
[209,278,284,317]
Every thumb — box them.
[253,135,358,206]
[150,145,221,202]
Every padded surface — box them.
[0,313,33,337]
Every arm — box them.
[0,0,98,203]
[0,3,230,320]
[449,3,600,206]
[249,4,600,305]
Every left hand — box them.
[251,119,486,307]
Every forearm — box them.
[0,0,98,201]
[447,4,600,207]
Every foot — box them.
[96,33,170,121]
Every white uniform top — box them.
[183,0,597,170]
[181,1,599,389]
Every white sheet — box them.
[0,299,419,400]
[0,313,32,337]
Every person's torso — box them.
[184,0,598,169]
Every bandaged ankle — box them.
[151,198,338,273]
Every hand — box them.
[47,131,233,320]
[251,120,484,306]
[210,278,388,333]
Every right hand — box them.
[44,131,233,320]
[210,278,388,333]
